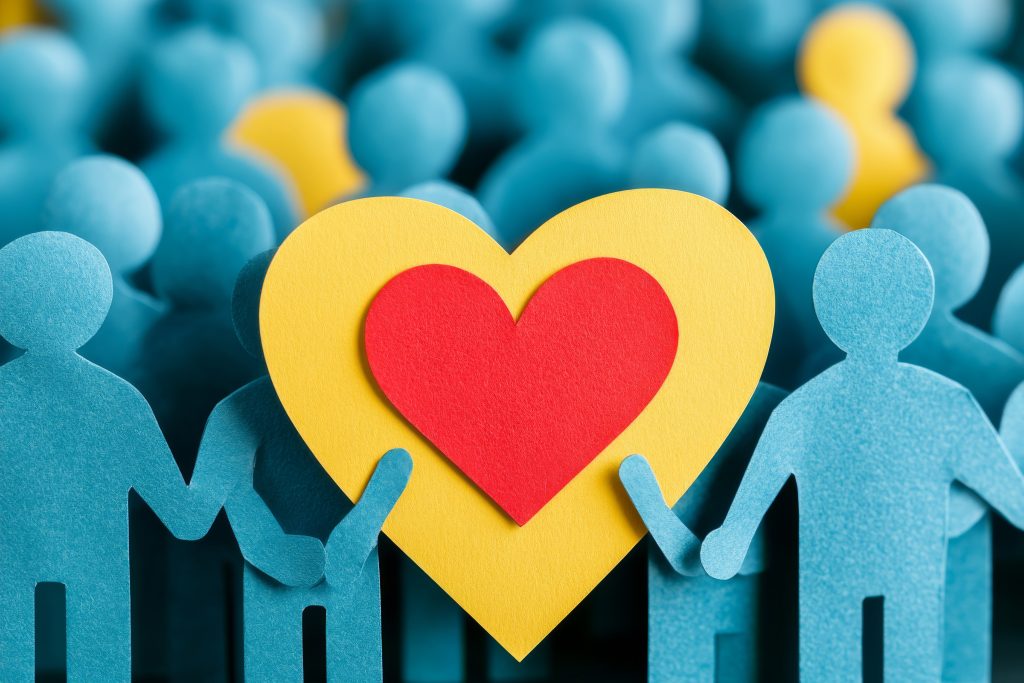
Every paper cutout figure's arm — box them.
[700,412,793,580]
[619,455,702,576]
[325,448,412,586]
[955,395,1024,530]
[133,397,226,541]
[225,485,326,586]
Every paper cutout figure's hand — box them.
[948,485,988,538]
[225,485,327,587]
[325,449,413,586]
[955,391,1024,531]
[700,528,746,580]
[618,455,702,576]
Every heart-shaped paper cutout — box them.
[260,190,773,659]
[365,258,679,525]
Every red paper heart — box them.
[364,257,679,525]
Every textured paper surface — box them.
[260,189,774,658]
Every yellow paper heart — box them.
[260,189,774,659]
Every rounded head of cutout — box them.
[588,0,698,58]
[799,4,915,112]
[902,0,1010,57]
[42,156,162,275]
[915,56,1023,164]
[994,265,1024,354]
[516,18,630,130]
[232,249,275,360]
[401,181,496,235]
[0,231,112,352]
[348,62,467,188]
[814,229,934,357]
[629,122,729,205]
[737,96,854,212]
[230,0,324,86]
[0,29,87,135]
[152,178,276,309]
[143,27,259,139]
[871,184,987,311]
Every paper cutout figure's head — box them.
[587,0,698,58]
[871,184,988,312]
[994,266,1024,352]
[516,18,630,131]
[229,0,323,86]
[0,231,112,352]
[813,229,934,357]
[901,0,1010,57]
[348,62,466,189]
[41,155,162,277]
[1000,380,1024,458]
[143,27,259,139]
[737,96,854,212]
[629,122,729,205]
[232,249,274,360]
[151,178,275,309]
[914,56,1023,165]
[401,180,496,235]
[799,4,914,113]
[0,29,87,136]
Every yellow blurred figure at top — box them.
[0,0,45,32]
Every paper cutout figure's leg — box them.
[326,554,384,683]
[885,585,944,682]
[67,572,131,683]
[717,574,759,683]
[243,564,306,682]
[486,637,551,681]
[0,576,35,681]
[648,562,725,682]
[799,583,861,682]
[944,515,992,683]
[400,558,465,682]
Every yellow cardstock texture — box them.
[260,190,775,658]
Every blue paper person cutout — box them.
[40,155,165,382]
[479,18,630,249]
[619,382,787,681]
[222,0,325,88]
[140,27,299,239]
[401,180,498,244]
[910,54,1024,328]
[701,229,1024,681]
[0,231,231,681]
[899,0,1010,62]
[188,250,408,680]
[0,29,91,245]
[347,62,467,198]
[585,0,741,143]
[736,95,854,387]
[627,122,729,204]
[868,184,1024,683]
[994,264,1024,354]
[133,177,275,682]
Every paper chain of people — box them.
[6,0,1024,681]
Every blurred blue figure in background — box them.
[223,0,325,88]
[870,184,1024,683]
[587,0,741,142]
[735,96,854,387]
[347,62,468,198]
[135,178,275,682]
[627,121,729,204]
[41,155,164,383]
[899,0,1010,62]
[619,383,786,682]
[479,18,630,249]
[140,27,299,239]
[0,29,90,244]
[911,55,1024,329]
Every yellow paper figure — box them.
[228,89,365,218]
[0,0,45,31]
[798,4,930,229]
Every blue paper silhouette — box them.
[619,382,786,681]
[221,0,325,88]
[0,231,232,681]
[139,26,299,239]
[736,95,854,387]
[910,54,1024,328]
[348,62,468,198]
[701,229,1024,680]
[40,155,165,382]
[478,18,630,249]
[0,30,91,245]
[187,249,409,680]
[627,121,729,205]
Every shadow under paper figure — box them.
[701,229,1024,681]
[619,382,786,682]
[0,231,230,681]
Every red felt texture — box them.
[364,258,679,525]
